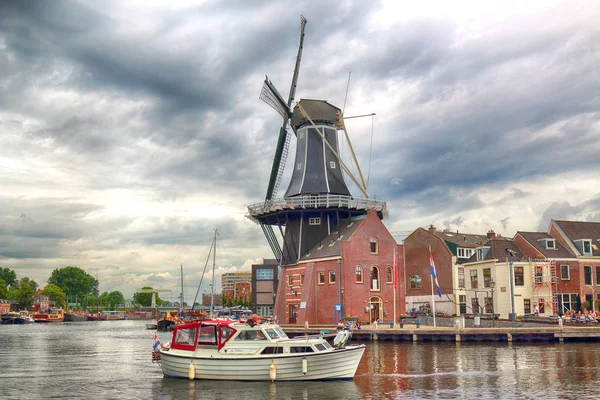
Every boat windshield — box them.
[274,327,288,339]
[234,329,268,341]
[174,327,196,346]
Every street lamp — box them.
[341,287,345,321]
[489,279,496,328]
[505,248,517,326]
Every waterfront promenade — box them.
[283,322,600,343]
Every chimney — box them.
[429,225,436,235]
[487,229,496,239]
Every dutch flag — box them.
[153,331,161,351]
[429,247,442,298]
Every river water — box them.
[1,320,599,399]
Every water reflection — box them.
[2,322,600,399]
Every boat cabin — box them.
[169,320,333,355]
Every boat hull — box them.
[159,345,365,381]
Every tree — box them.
[0,278,8,299]
[133,287,163,307]
[41,284,66,308]
[9,277,36,309]
[106,291,125,310]
[0,268,17,288]
[47,266,97,298]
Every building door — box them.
[369,296,382,323]
[288,304,297,324]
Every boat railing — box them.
[246,194,387,220]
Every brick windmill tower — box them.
[247,16,393,324]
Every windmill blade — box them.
[260,77,291,122]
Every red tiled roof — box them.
[516,231,575,259]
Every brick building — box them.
[274,210,405,325]
[221,272,252,302]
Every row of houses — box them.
[260,214,600,325]
[406,219,600,319]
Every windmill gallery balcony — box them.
[246,194,387,223]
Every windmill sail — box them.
[260,77,291,122]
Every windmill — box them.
[248,15,387,266]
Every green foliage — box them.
[133,287,163,307]
[41,284,66,307]
[47,266,97,298]
[0,268,17,288]
[106,290,125,310]
[581,301,591,312]
[0,278,7,299]
[9,277,36,309]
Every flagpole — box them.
[393,247,397,328]
[430,246,437,328]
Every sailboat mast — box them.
[180,264,184,315]
[210,229,217,318]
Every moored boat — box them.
[155,319,365,381]
[17,311,35,324]
[64,311,87,322]
[87,313,107,321]
[1,312,20,324]
[34,308,65,323]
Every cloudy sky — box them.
[2,0,599,300]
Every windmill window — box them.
[299,130,305,139]
[296,163,303,171]
[329,271,336,284]
[330,161,336,169]
[356,266,363,283]
[318,272,325,285]
[309,217,321,225]
[370,237,378,254]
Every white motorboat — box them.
[155,319,365,381]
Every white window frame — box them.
[329,161,336,169]
[560,265,570,280]
[547,239,556,249]
[308,217,321,226]
[317,272,325,285]
[329,271,336,284]
[296,163,303,171]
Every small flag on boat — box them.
[153,331,161,351]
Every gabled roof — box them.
[435,230,490,246]
[464,238,527,263]
[553,220,600,257]
[299,215,366,261]
[516,231,575,258]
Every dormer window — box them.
[575,239,593,255]
[546,239,556,249]
[476,247,490,261]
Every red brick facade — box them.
[274,210,405,325]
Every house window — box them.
[329,161,336,169]
[535,266,543,284]
[318,272,325,285]
[386,267,393,284]
[410,274,421,290]
[477,249,484,261]
[583,240,592,255]
[329,271,336,284]
[483,268,491,288]
[470,270,478,289]
[561,265,569,280]
[287,275,293,286]
[484,297,493,314]
[584,266,592,286]
[355,266,363,283]
[256,268,274,280]
[546,239,556,249]
[370,267,380,290]
[457,248,474,258]
[300,274,305,286]
[596,267,600,286]
[471,297,481,314]
[459,295,467,314]
[369,237,378,254]
[458,268,465,289]
[309,217,321,225]
[524,299,531,314]
[514,267,524,286]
